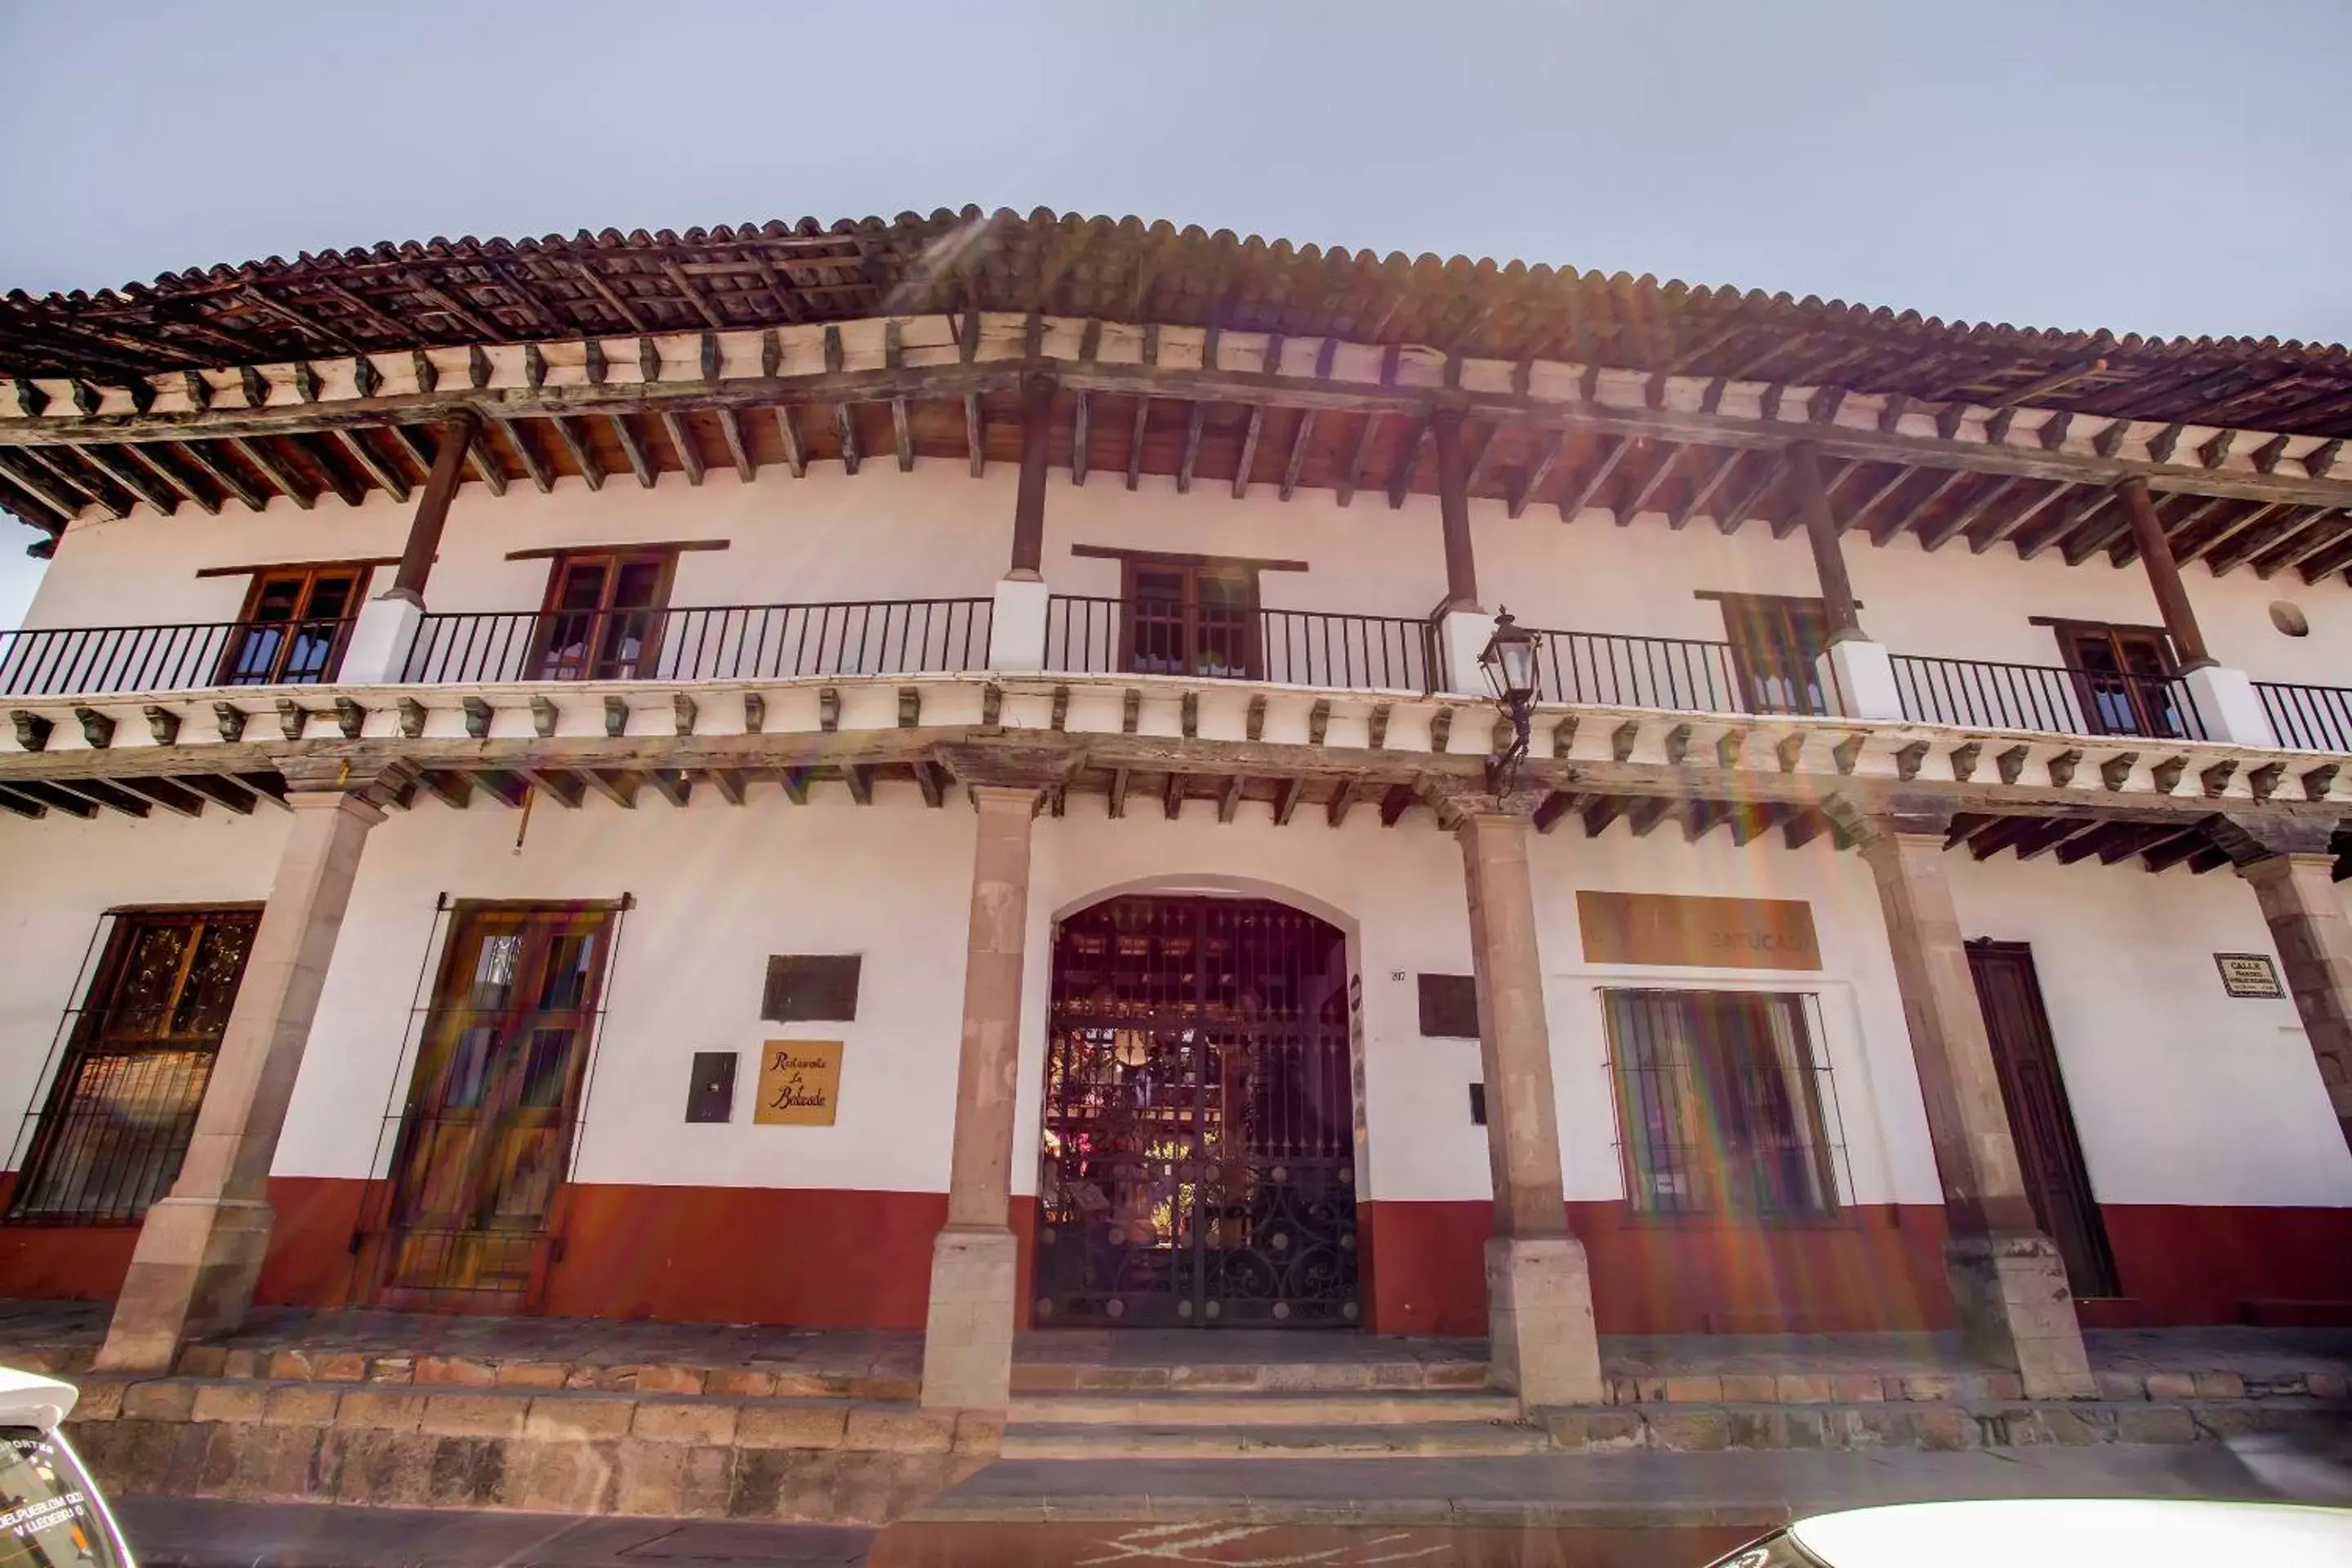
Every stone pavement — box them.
[112,1496,874,1567]
[909,1441,2322,1528]
[2,1297,2342,1390]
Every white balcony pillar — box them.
[1824,639,1904,721]
[1437,608,1494,697]
[989,574,1050,673]
[2184,665,2276,747]
[337,589,425,684]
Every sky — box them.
[2,0,2348,627]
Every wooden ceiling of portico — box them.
[7,382,2350,586]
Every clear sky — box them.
[3,0,2347,626]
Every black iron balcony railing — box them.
[1045,595,1437,693]
[403,598,992,684]
[2257,682,2352,754]
[1527,627,1772,716]
[0,617,354,697]
[1892,654,2207,742]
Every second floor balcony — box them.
[6,593,2348,757]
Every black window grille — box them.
[1601,988,1842,1217]
[8,909,259,1225]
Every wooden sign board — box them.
[755,1040,844,1125]
[2214,953,2285,999]
[1578,890,1822,972]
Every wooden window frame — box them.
[1707,591,1834,718]
[212,560,376,686]
[2037,617,2187,740]
[528,548,683,681]
[7,905,264,1227]
[1114,552,1267,680]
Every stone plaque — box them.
[755,1040,844,1125]
[1417,973,1480,1038]
[1578,889,1821,971]
[2215,953,2284,999]
[762,956,861,1022]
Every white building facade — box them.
[0,212,2347,1414]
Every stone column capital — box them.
[966,782,1044,816]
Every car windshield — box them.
[0,1429,123,1568]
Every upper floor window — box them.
[1603,988,1839,1218]
[2052,622,2190,739]
[533,550,675,681]
[1717,595,1831,716]
[1124,555,1260,681]
[220,564,368,685]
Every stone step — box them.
[1008,1390,1522,1427]
[1009,1360,1490,1395]
[170,1345,919,1401]
[1002,1420,1551,1460]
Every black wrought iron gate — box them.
[1034,897,1359,1327]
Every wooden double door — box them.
[1967,940,2120,1298]
[368,904,614,1307]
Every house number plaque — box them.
[755,1040,844,1125]
[2214,954,2285,1000]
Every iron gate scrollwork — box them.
[1034,896,1359,1327]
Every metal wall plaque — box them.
[2215,953,2285,999]
[685,1051,737,1123]
[1417,973,1479,1037]
[755,1040,844,1125]
[1578,889,1822,971]
[761,955,861,1022]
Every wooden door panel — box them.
[1967,941,2120,1298]
[374,906,611,1303]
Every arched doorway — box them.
[1033,895,1359,1328]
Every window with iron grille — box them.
[7,909,259,1225]
[1601,988,1840,1217]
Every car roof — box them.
[1791,1499,2352,1568]
[0,1368,78,1433]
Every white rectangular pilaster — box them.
[1437,608,1494,697]
[337,590,425,685]
[1826,639,1904,721]
[2184,665,2277,747]
[988,575,1050,674]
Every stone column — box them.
[96,778,390,1372]
[1856,812,2096,1398]
[2235,849,2352,1156]
[1455,808,1604,1410]
[920,784,1040,1413]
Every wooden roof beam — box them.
[2207,505,2309,577]
[292,431,367,508]
[1279,408,1316,501]
[719,408,760,482]
[227,437,314,510]
[176,440,270,511]
[330,427,411,503]
[1337,411,1382,507]
[772,406,805,478]
[609,413,658,488]
[1611,441,1681,527]
[546,416,605,491]
[490,417,551,494]
[662,412,706,484]
[1177,399,1207,495]
[1508,430,1566,519]
[1558,435,1633,523]
[1869,466,1974,548]
[17,446,130,519]
[73,445,177,515]
[465,421,511,497]
[2252,510,2350,579]
[1125,396,1150,492]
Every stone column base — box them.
[920,1224,1018,1413]
[93,1196,274,1374]
[1946,1233,2096,1399]
[1485,1235,1604,1411]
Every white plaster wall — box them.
[1945,852,2352,1208]
[24,465,2352,687]
[279,780,978,1192]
